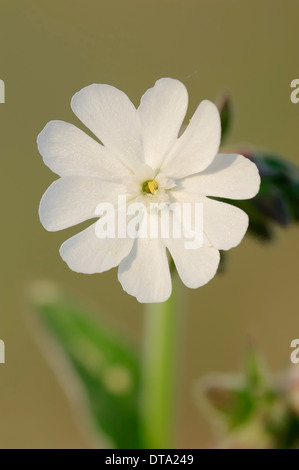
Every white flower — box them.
[38,78,260,303]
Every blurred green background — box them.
[0,0,298,448]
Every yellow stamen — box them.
[148,180,158,194]
[142,179,158,195]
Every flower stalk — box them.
[140,276,182,449]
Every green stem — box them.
[140,276,182,449]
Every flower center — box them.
[142,179,159,195]
[123,165,175,206]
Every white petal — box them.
[202,197,249,250]
[39,176,123,231]
[165,237,220,288]
[171,191,249,250]
[71,84,143,170]
[138,78,188,170]
[60,223,134,274]
[161,100,221,178]
[37,120,130,179]
[118,237,171,303]
[180,154,260,200]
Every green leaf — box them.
[202,377,255,428]
[254,154,299,223]
[201,348,277,431]
[215,152,299,245]
[218,93,233,144]
[30,282,142,449]
[245,346,269,389]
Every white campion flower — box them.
[38,78,260,303]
